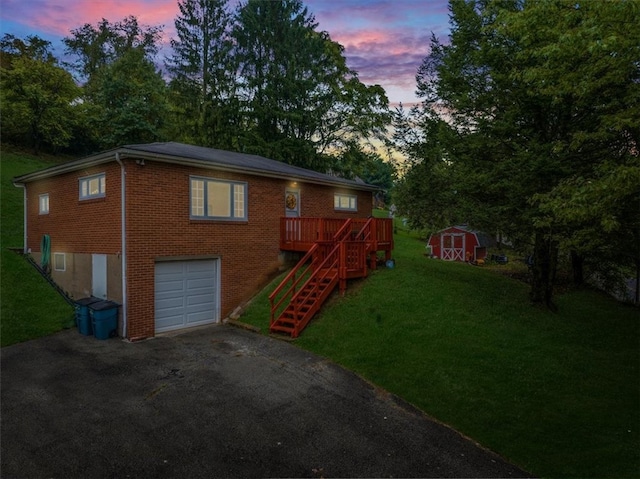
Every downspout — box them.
[115,153,128,338]
[16,183,27,253]
[23,185,27,253]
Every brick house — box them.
[13,142,379,341]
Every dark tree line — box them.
[393,0,640,307]
[1,0,392,181]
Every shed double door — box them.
[441,233,465,261]
[154,259,220,333]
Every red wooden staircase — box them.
[269,217,393,338]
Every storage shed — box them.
[427,225,495,262]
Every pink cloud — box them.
[3,0,176,39]
[1,0,451,105]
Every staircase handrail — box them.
[355,217,374,242]
[270,220,351,327]
[269,243,319,324]
[332,218,353,243]
[287,241,341,322]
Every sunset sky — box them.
[0,0,451,106]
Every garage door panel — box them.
[155,259,219,333]
[186,310,216,325]
[156,298,185,317]
[186,261,213,273]
[186,293,215,307]
[187,277,216,289]
[155,280,186,294]
[157,262,184,274]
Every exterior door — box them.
[92,254,107,299]
[284,188,300,242]
[285,189,300,217]
[154,259,220,333]
[441,234,465,261]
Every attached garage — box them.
[154,259,220,333]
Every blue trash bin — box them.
[88,301,119,340]
[74,297,101,336]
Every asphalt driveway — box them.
[1,325,532,478]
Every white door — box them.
[441,234,465,261]
[155,259,220,333]
[92,254,107,299]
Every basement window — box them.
[334,193,358,212]
[190,176,247,221]
[79,173,106,200]
[53,253,66,272]
[39,194,49,214]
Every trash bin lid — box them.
[75,297,102,306]
[88,300,119,311]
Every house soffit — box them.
[13,143,378,192]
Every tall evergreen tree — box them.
[165,0,238,149]
[233,0,390,169]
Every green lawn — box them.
[2,148,639,477]
[1,148,75,346]
[240,221,640,478]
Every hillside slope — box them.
[1,149,74,346]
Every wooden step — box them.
[270,323,295,334]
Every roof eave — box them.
[12,148,121,183]
[12,147,379,192]
[122,150,377,191]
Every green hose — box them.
[41,234,51,273]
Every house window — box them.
[53,253,66,272]
[190,177,247,220]
[79,173,105,200]
[39,194,49,214]
[334,193,358,212]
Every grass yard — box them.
[2,148,638,477]
[1,148,75,346]
[240,219,640,478]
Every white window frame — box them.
[79,173,106,200]
[39,193,49,215]
[190,176,248,221]
[334,193,358,212]
[53,253,66,272]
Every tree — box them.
[0,34,81,153]
[88,47,168,149]
[63,16,162,84]
[165,0,238,149]
[233,0,390,169]
[536,161,640,303]
[401,0,640,308]
[392,106,465,231]
[62,16,166,150]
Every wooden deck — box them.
[270,217,394,338]
[280,217,394,258]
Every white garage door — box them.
[155,259,220,333]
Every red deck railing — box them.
[270,217,394,338]
[280,217,394,256]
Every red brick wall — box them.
[25,157,373,340]
[25,163,122,254]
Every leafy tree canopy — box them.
[394,0,640,306]
[0,34,81,153]
[63,16,163,83]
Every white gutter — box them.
[115,153,128,338]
